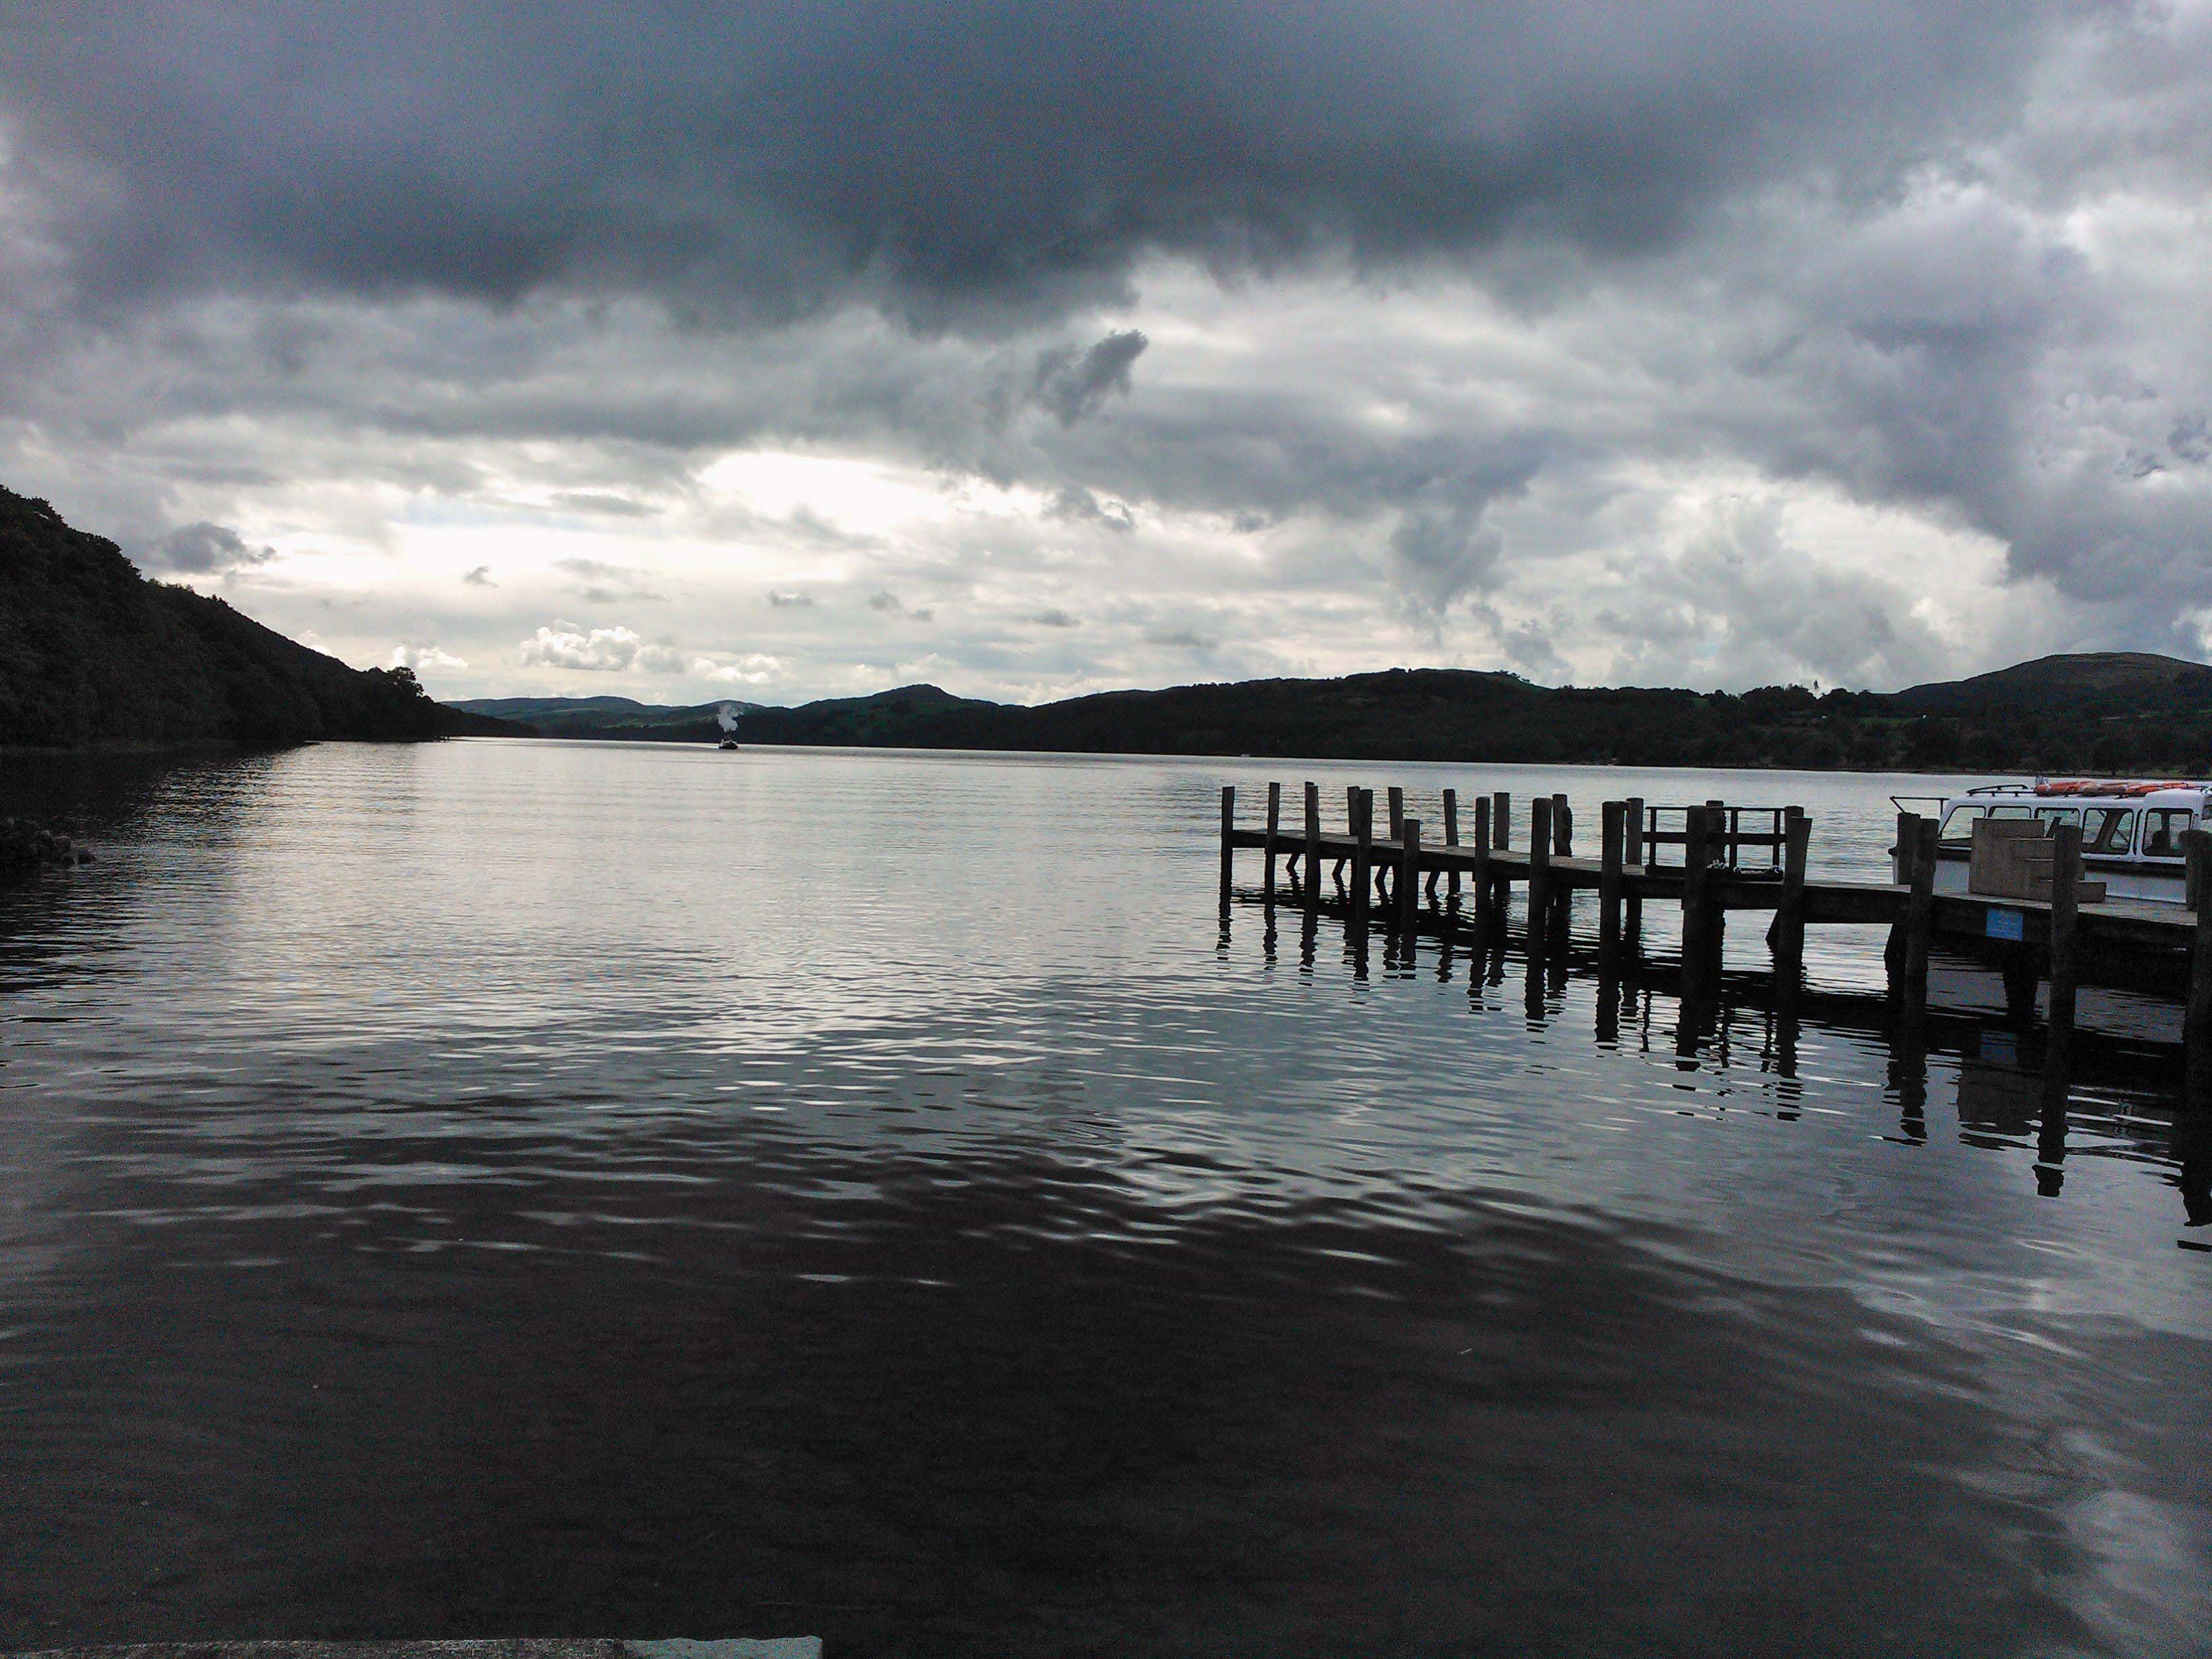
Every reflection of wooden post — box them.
[1902,815,1936,1010]
[1529,797,1554,949]
[1398,819,1422,939]
[1218,786,1235,916]
[1351,789,1373,939]
[1262,782,1281,908]
[2186,832,2212,1109]
[2043,822,2083,1113]
[1599,800,1625,970]
[1388,786,1405,842]
[1623,795,1645,950]
[1772,806,1809,976]
[1302,782,1321,922]
[1553,793,1572,857]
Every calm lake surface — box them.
[2,740,2208,1658]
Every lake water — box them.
[1,740,2208,1658]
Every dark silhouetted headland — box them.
[0,487,522,750]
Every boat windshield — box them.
[1938,804,1986,846]
[2083,806,2135,856]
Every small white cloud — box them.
[517,620,644,672]
[636,642,687,672]
[693,653,783,684]
[391,642,468,672]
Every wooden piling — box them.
[1398,819,1422,940]
[1441,789,1460,903]
[1303,781,1322,923]
[1529,796,1554,947]
[1599,800,1624,970]
[2187,831,2212,1109]
[1778,806,1811,966]
[1219,785,1235,916]
[1492,792,1511,851]
[1902,815,1937,1010]
[1262,781,1281,908]
[1388,786,1406,843]
[1623,795,1645,949]
[2043,821,2083,1111]
[1682,803,1713,960]
[1552,793,1572,857]
[1470,795,1492,938]
[1351,788,1373,939]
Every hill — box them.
[508,657,2212,774]
[0,487,521,749]
[450,694,764,741]
[1896,652,2212,718]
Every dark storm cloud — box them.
[146,520,274,573]
[1032,332,1149,425]
[0,1,2062,325]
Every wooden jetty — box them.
[1220,783,2212,1107]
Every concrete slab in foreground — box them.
[6,1641,820,1659]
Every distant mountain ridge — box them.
[0,487,522,749]
[479,653,2212,774]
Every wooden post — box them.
[1623,794,1645,949]
[1262,782,1282,908]
[1683,803,1713,962]
[1470,795,1492,941]
[2186,832,2212,1109]
[1529,796,1554,949]
[1902,815,1936,1010]
[1599,800,1624,970]
[1351,788,1373,939]
[1219,785,1235,916]
[1387,786,1405,843]
[1397,819,1422,940]
[1303,781,1321,924]
[1441,789,1460,903]
[1771,805,1809,976]
[1492,792,1511,851]
[1552,792,1572,857]
[2042,821,2083,1113]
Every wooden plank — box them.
[2043,821,2083,1112]
[2188,831,2212,1109]
[1219,785,1235,915]
[1398,818,1422,939]
[1303,781,1321,923]
[1599,800,1624,970]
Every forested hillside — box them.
[0,488,517,748]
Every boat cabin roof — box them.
[1952,781,2212,811]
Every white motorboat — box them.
[1898,779,2210,904]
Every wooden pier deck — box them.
[1218,782,2212,1105]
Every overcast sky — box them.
[3,1,2209,705]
